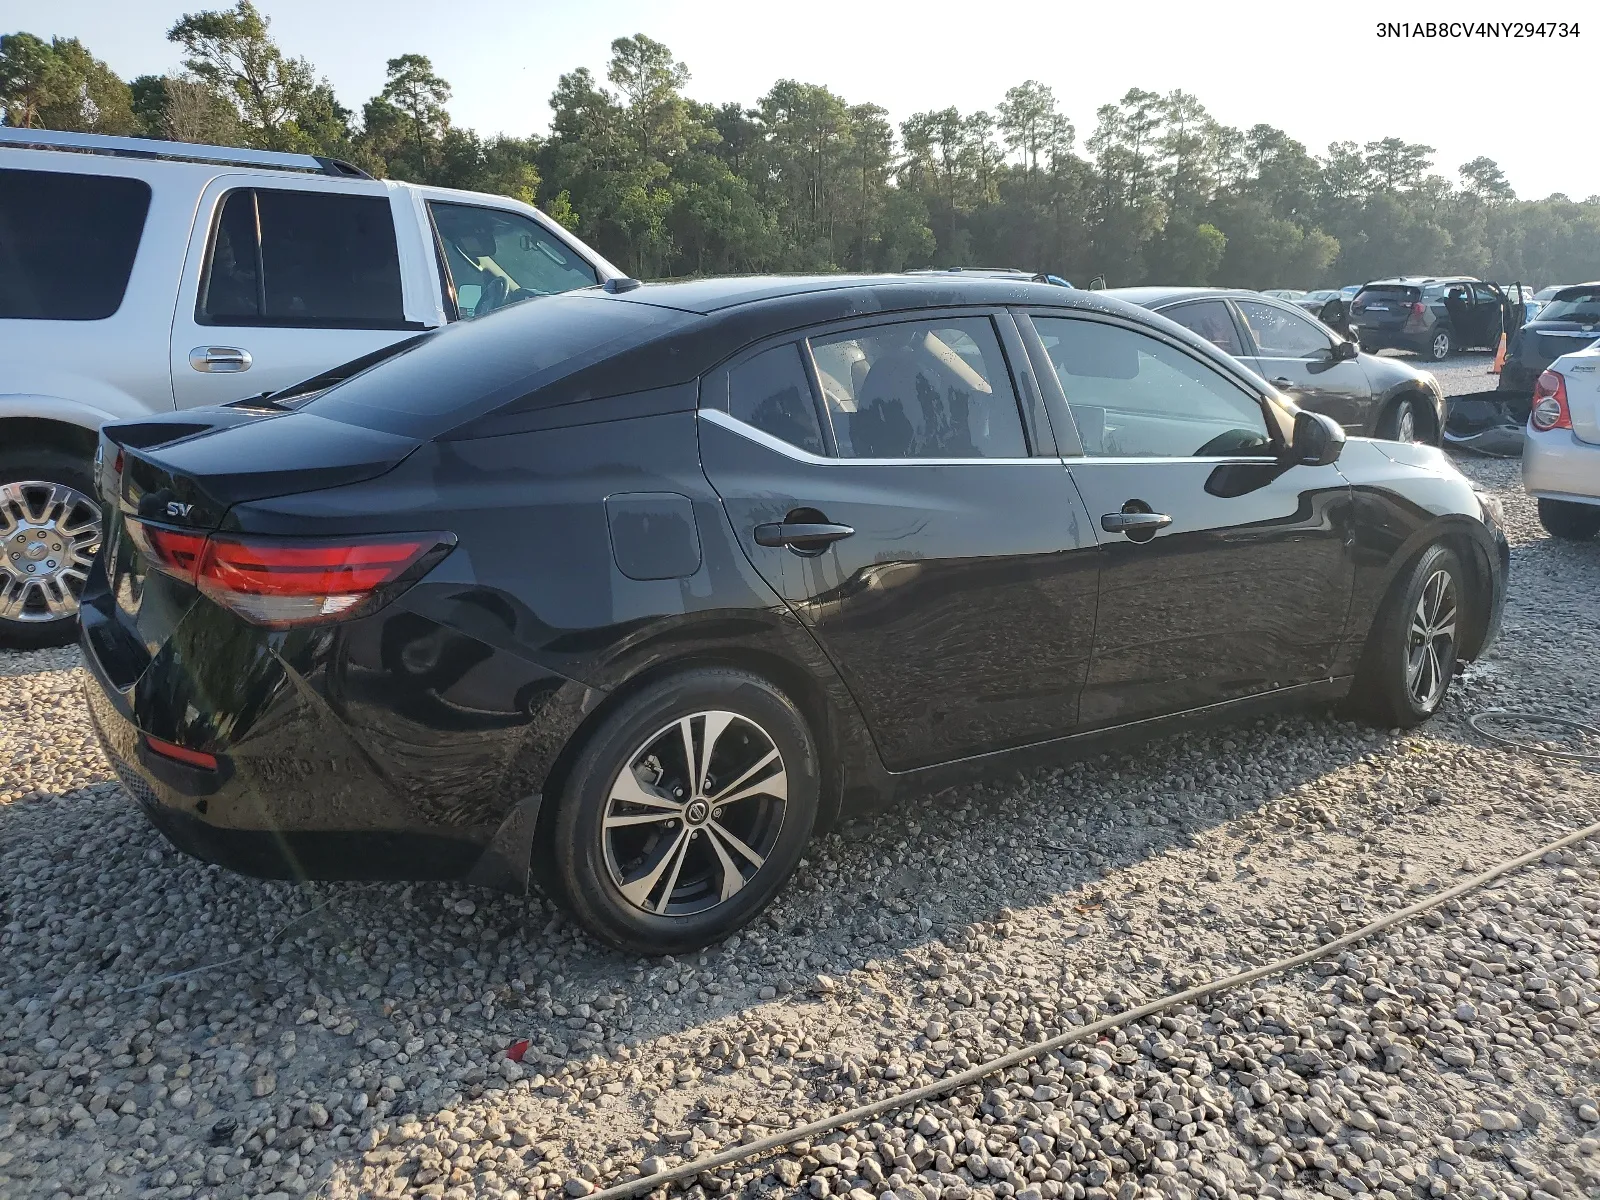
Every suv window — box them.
[430,202,597,319]
[0,169,151,321]
[199,189,405,327]
[1161,300,1243,355]
[723,343,827,455]
[1033,316,1272,459]
[1236,300,1333,358]
[1536,287,1600,322]
[808,316,1027,459]
[1470,282,1502,307]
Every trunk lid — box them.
[85,408,421,686]
[1560,347,1600,445]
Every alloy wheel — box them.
[601,710,788,917]
[1431,332,1451,360]
[1405,568,1457,710]
[0,481,102,624]
[1395,403,1417,443]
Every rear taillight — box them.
[1531,370,1572,431]
[1411,301,1425,316]
[126,521,453,627]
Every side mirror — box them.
[1333,338,1359,361]
[1290,409,1345,467]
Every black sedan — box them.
[81,275,1508,953]
[1499,282,1600,400]
[1106,287,1446,443]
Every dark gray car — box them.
[1105,287,1446,442]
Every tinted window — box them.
[1470,283,1501,307]
[0,169,150,321]
[430,202,596,319]
[725,343,826,454]
[1162,301,1243,355]
[1033,316,1271,459]
[1236,300,1333,358]
[303,293,689,438]
[809,317,1027,459]
[200,189,404,327]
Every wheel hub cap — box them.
[0,481,102,624]
[1405,568,1457,709]
[602,709,789,917]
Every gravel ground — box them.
[5,454,1600,1200]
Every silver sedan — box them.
[1524,343,1600,539]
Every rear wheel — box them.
[0,449,102,650]
[545,667,819,954]
[1428,329,1453,361]
[1351,543,1465,728]
[1538,498,1600,541]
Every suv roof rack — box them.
[0,127,373,179]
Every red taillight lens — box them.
[144,735,218,770]
[1531,370,1572,432]
[1411,301,1425,315]
[126,520,452,627]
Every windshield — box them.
[1537,288,1600,323]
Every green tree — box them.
[1459,156,1515,204]
[380,54,450,178]
[0,32,134,133]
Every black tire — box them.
[545,667,819,955]
[1538,498,1600,541]
[1376,396,1424,443]
[0,448,102,651]
[1350,543,1466,729]
[1427,328,1453,361]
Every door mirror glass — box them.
[1291,409,1345,466]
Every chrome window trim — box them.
[698,407,1052,466]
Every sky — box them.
[12,0,1596,200]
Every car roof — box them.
[598,273,1092,315]
[1361,276,1478,286]
[1100,286,1275,307]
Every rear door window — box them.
[0,169,151,320]
[808,316,1028,459]
[199,189,406,327]
[722,343,827,455]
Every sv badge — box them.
[165,501,194,519]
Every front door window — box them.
[428,202,597,319]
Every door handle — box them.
[753,521,855,553]
[189,346,253,373]
[1101,511,1172,536]
[1270,376,1297,388]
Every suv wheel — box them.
[1537,498,1600,541]
[1352,543,1465,728]
[546,667,820,954]
[1428,329,1453,361]
[0,449,102,650]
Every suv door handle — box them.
[1101,511,1172,536]
[189,346,253,373]
[1270,376,1296,388]
[753,521,855,552]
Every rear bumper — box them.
[1523,426,1600,503]
[79,588,596,891]
[1353,328,1424,354]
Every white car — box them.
[0,128,622,647]
[1524,343,1600,539]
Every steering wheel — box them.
[474,274,510,315]
[1195,428,1271,457]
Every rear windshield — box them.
[1537,288,1600,323]
[302,292,690,438]
[1355,286,1420,304]
[0,169,152,320]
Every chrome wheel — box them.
[0,481,101,624]
[1430,331,1451,360]
[602,710,788,917]
[1395,403,1417,443]
[1406,568,1457,710]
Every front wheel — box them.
[1351,543,1466,728]
[545,667,820,955]
[0,449,103,650]
[1538,498,1600,541]
[1428,329,1453,361]
[1377,397,1423,443]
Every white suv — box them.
[0,128,622,647]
